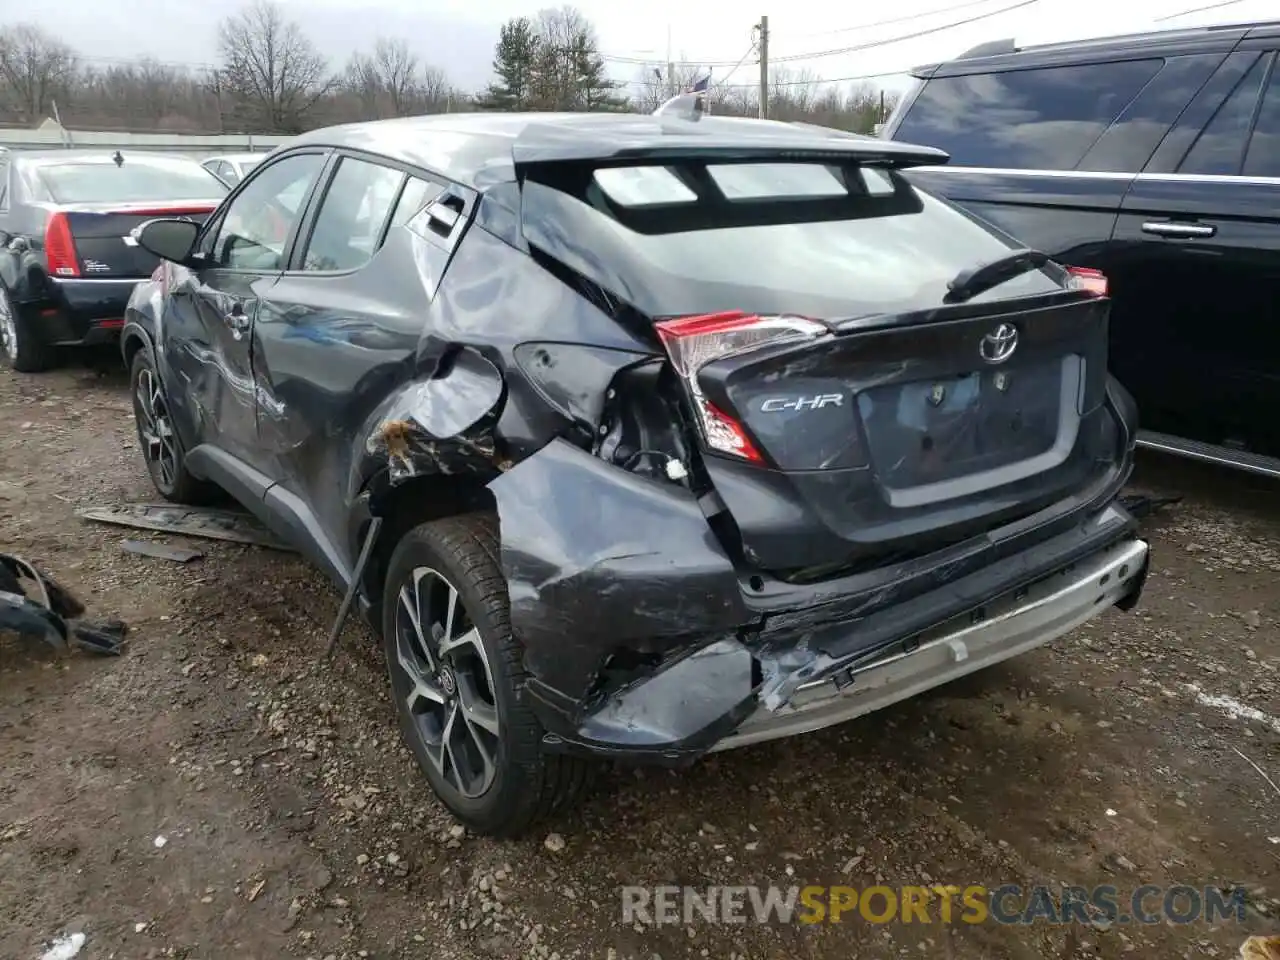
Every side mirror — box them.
[134,218,200,265]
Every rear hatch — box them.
[42,203,219,280]
[512,125,1121,577]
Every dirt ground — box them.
[1,358,1277,960]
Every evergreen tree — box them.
[477,17,538,110]
[569,34,626,112]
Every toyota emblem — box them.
[979,323,1018,364]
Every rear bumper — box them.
[716,535,1147,751]
[38,278,139,345]
[488,438,1145,766]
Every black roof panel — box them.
[919,18,1277,76]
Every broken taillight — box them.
[655,311,827,464]
[1066,265,1108,297]
[45,212,80,278]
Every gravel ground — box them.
[1,359,1277,960]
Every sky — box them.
[13,0,1279,97]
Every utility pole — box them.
[758,15,769,120]
[667,23,675,99]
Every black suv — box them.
[883,19,1280,477]
[122,111,1149,835]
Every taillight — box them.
[655,311,827,464]
[1066,266,1108,297]
[44,212,80,278]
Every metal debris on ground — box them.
[76,503,295,551]
[120,539,204,564]
[0,552,126,655]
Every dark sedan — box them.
[0,148,226,372]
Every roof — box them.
[916,18,1280,77]
[284,111,947,190]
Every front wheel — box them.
[381,514,593,837]
[129,349,218,504]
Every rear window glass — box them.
[593,164,896,206]
[524,166,1063,320]
[893,59,1163,170]
[36,161,227,204]
[708,163,846,200]
[594,167,695,206]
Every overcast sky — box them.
[15,0,1279,96]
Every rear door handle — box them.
[1141,220,1216,239]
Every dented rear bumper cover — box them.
[489,439,1147,765]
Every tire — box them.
[129,349,219,505]
[0,287,57,373]
[381,513,594,837]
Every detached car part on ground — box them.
[0,552,127,655]
[0,149,226,373]
[118,111,1150,836]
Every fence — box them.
[0,120,291,157]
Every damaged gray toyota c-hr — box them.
[119,110,1150,837]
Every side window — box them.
[0,160,9,209]
[389,176,445,231]
[1078,54,1221,173]
[1178,55,1268,176]
[219,162,241,185]
[299,156,404,272]
[1243,56,1280,178]
[210,152,325,271]
[892,59,1164,170]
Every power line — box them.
[602,0,1039,69]
[716,66,922,90]
[715,39,761,88]
[769,0,1041,63]
[1153,0,1247,21]
[775,0,1016,40]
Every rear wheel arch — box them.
[360,472,499,626]
[120,323,153,368]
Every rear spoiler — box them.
[510,119,949,170]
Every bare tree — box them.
[0,24,78,125]
[344,51,382,118]
[216,0,332,133]
[417,64,452,111]
[373,38,418,117]
[631,63,719,113]
[345,37,425,118]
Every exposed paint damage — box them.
[360,347,508,491]
[487,438,750,710]
[484,441,1146,759]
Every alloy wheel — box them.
[0,291,17,361]
[135,367,179,489]
[392,566,502,799]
